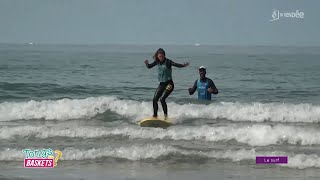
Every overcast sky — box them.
[0,0,319,46]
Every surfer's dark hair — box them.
[153,48,166,61]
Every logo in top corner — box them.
[270,9,304,21]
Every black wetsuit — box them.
[146,58,184,117]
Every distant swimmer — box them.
[188,66,218,100]
[144,48,189,118]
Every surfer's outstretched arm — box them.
[171,60,189,68]
[144,60,157,69]
[188,80,197,95]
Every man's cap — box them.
[199,66,206,70]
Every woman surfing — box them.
[144,48,189,118]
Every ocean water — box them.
[0,43,320,179]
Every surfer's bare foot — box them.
[153,114,157,118]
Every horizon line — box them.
[0,42,319,48]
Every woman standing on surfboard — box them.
[144,48,189,118]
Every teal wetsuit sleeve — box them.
[208,79,218,94]
[146,61,158,69]
[188,80,197,95]
[169,60,185,68]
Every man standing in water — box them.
[188,66,218,100]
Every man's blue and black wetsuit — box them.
[146,58,184,117]
[188,78,218,100]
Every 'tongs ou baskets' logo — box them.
[23,148,62,168]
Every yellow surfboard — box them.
[139,117,173,128]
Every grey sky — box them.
[0,0,319,45]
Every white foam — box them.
[0,96,151,121]
[62,144,176,161]
[0,96,319,123]
[2,124,320,146]
[0,148,25,161]
[284,154,320,169]
[2,145,320,169]
[170,102,320,123]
